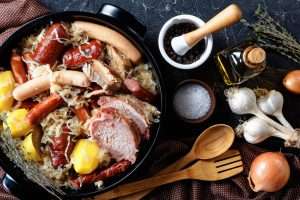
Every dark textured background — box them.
[22,0,300,199]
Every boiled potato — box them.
[0,71,15,111]
[71,139,104,174]
[21,127,42,162]
[6,108,32,138]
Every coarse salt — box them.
[173,83,211,120]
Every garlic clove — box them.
[242,117,272,144]
[258,90,293,130]
[225,87,258,115]
[257,90,283,115]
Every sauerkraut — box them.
[130,63,157,95]
[40,107,82,144]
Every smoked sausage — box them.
[49,127,75,168]
[32,23,69,65]
[26,93,64,125]
[63,40,103,68]
[73,107,90,123]
[124,78,155,102]
[70,160,131,188]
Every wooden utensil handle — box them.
[95,170,188,200]
[185,4,242,47]
[119,152,195,200]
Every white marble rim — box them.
[158,14,213,70]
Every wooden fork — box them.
[94,149,243,200]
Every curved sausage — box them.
[70,160,131,189]
[63,40,103,68]
[51,70,90,87]
[124,78,155,102]
[32,23,69,65]
[12,75,50,101]
[72,21,141,64]
[10,50,27,84]
[26,93,64,125]
[49,127,75,168]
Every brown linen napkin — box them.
[0,0,48,199]
[0,0,48,45]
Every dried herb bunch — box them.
[242,5,300,64]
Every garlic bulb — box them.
[225,87,296,137]
[236,117,298,146]
[225,87,257,115]
[257,90,293,129]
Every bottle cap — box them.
[243,46,266,69]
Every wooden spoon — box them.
[171,4,242,56]
[96,149,243,200]
[95,124,235,200]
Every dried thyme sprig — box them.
[0,113,66,199]
[242,5,300,64]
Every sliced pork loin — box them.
[83,59,121,91]
[89,107,140,163]
[97,95,160,140]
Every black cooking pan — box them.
[0,3,166,199]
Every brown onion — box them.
[283,70,300,94]
[248,152,290,192]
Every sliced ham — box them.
[82,59,121,91]
[98,96,150,140]
[89,107,140,163]
[106,45,132,80]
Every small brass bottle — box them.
[215,42,266,85]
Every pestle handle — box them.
[185,4,242,47]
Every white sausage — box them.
[51,70,90,87]
[72,21,142,64]
[13,75,50,101]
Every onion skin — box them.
[283,70,300,94]
[248,152,290,192]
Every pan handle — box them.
[97,3,146,37]
[2,173,29,199]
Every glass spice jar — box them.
[215,41,266,86]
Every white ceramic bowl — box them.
[158,15,213,70]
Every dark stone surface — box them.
[39,0,300,51]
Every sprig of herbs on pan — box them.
[0,113,66,198]
[242,5,300,64]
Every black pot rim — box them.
[0,8,166,198]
